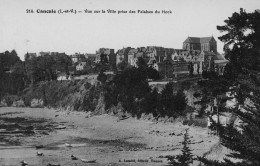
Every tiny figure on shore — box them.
[71,155,78,160]
[37,151,44,156]
[20,160,28,166]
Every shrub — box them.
[97,71,107,83]
[3,95,19,107]
[167,129,194,165]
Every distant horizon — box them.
[5,36,221,56]
[0,34,231,58]
[1,0,259,60]
[1,35,221,53]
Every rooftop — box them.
[184,36,215,44]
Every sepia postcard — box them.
[0,0,260,165]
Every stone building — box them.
[183,36,217,53]
[95,48,116,66]
[71,53,86,64]
[147,56,159,71]
[146,46,166,62]
[127,48,138,67]
[213,54,229,75]
[84,53,97,65]
[158,54,175,79]
[38,51,50,56]
[76,62,87,71]
[114,35,227,77]
[116,47,132,64]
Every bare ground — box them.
[0,107,223,166]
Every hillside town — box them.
[23,36,228,81]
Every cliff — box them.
[21,80,102,112]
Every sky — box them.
[0,0,259,60]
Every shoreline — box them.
[0,107,221,165]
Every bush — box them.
[104,67,150,115]
[104,71,187,118]
[146,67,160,80]
[97,71,107,83]
[3,95,19,107]
[167,129,194,165]
[22,96,31,107]
[158,83,187,117]
[202,70,218,79]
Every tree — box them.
[0,50,24,95]
[188,62,194,77]
[160,82,175,117]
[198,9,260,166]
[198,81,260,166]
[217,8,260,77]
[0,50,20,70]
[97,70,107,84]
[100,53,108,64]
[146,66,160,80]
[53,53,72,74]
[136,57,148,69]
[174,89,187,115]
[0,59,5,99]
[25,53,72,84]
[10,61,27,94]
[117,61,129,71]
[140,88,159,116]
[158,83,188,117]
[194,73,231,118]
[168,129,194,166]
[104,67,150,115]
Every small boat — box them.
[47,164,61,166]
[81,159,96,163]
[65,143,72,147]
[35,145,44,149]
[54,125,66,129]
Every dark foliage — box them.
[198,80,260,166]
[174,89,188,115]
[168,129,194,166]
[94,62,109,73]
[137,57,161,80]
[194,77,231,117]
[140,88,160,116]
[198,8,260,166]
[136,57,148,69]
[188,62,194,77]
[217,8,260,78]
[105,67,150,114]
[25,53,72,84]
[146,66,160,80]
[100,53,109,64]
[97,70,107,84]
[104,67,186,118]
[117,61,129,71]
[160,82,175,117]
[202,70,218,80]
[0,50,26,99]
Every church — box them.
[183,36,217,53]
